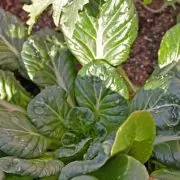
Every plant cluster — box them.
[0,0,179,179]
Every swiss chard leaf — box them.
[111,111,155,163]
[0,110,50,158]
[0,70,31,109]
[0,156,64,178]
[0,8,27,71]
[63,0,138,66]
[158,24,180,68]
[75,61,129,131]
[151,168,180,180]
[27,86,70,139]
[92,154,149,180]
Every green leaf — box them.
[0,156,64,178]
[92,155,149,180]
[131,70,180,168]
[65,107,95,136]
[111,111,155,163]
[71,175,98,180]
[75,61,129,131]
[59,137,114,180]
[142,0,152,5]
[151,168,180,180]
[0,111,50,158]
[0,70,31,109]
[158,24,180,68]
[54,138,91,162]
[60,0,89,37]
[0,8,27,71]
[21,29,76,101]
[63,0,138,66]
[27,86,70,139]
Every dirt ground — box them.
[0,0,180,86]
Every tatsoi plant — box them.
[0,0,179,179]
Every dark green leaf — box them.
[151,168,180,180]
[59,136,114,180]
[28,86,70,139]
[0,111,50,158]
[75,61,129,131]
[63,0,138,66]
[111,111,155,163]
[0,8,27,71]
[0,156,63,178]
[0,70,31,109]
[21,29,76,100]
[54,138,91,161]
[6,174,33,180]
[158,24,180,68]
[92,155,149,180]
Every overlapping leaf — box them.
[0,156,64,178]
[75,61,129,130]
[0,110,50,158]
[0,70,31,109]
[28,86,70,139]
[63,0,138,66]
[0,8,27,71]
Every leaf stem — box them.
[116,66,138,95]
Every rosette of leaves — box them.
[131,24,180,177]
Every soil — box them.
[0,0,180,86]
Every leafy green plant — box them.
[0,0,179,179]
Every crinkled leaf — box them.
[0,8,27,71]
[61,0,89,37]
[111,111,155,163]
[0,111,50,158]
[75,61,129,131]
[71,175,98,180]
[21,29,76,102]
[158,24,180,68]
[63,0,138,66]
[28,86,70,139]
[151,168,180,180]
[54,138,91,162]
[59,136,114,180]
[0,70,31,109]
[0,156,64,178]
[92,155,149,180]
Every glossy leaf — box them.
[75,61,129,130]
[22,29,76,96]
[0,111,50,158]
[151,168,180,180]
[59,137,114,180]
[28,86,70,139]
[158,24,180,68]
[111,111,155,163]
[0,156,64,178]
[0,70,31,109]
[0,8,27,71]
[63,0,138,66]
[93,155,149,180]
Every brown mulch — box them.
[0,0,179,86]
